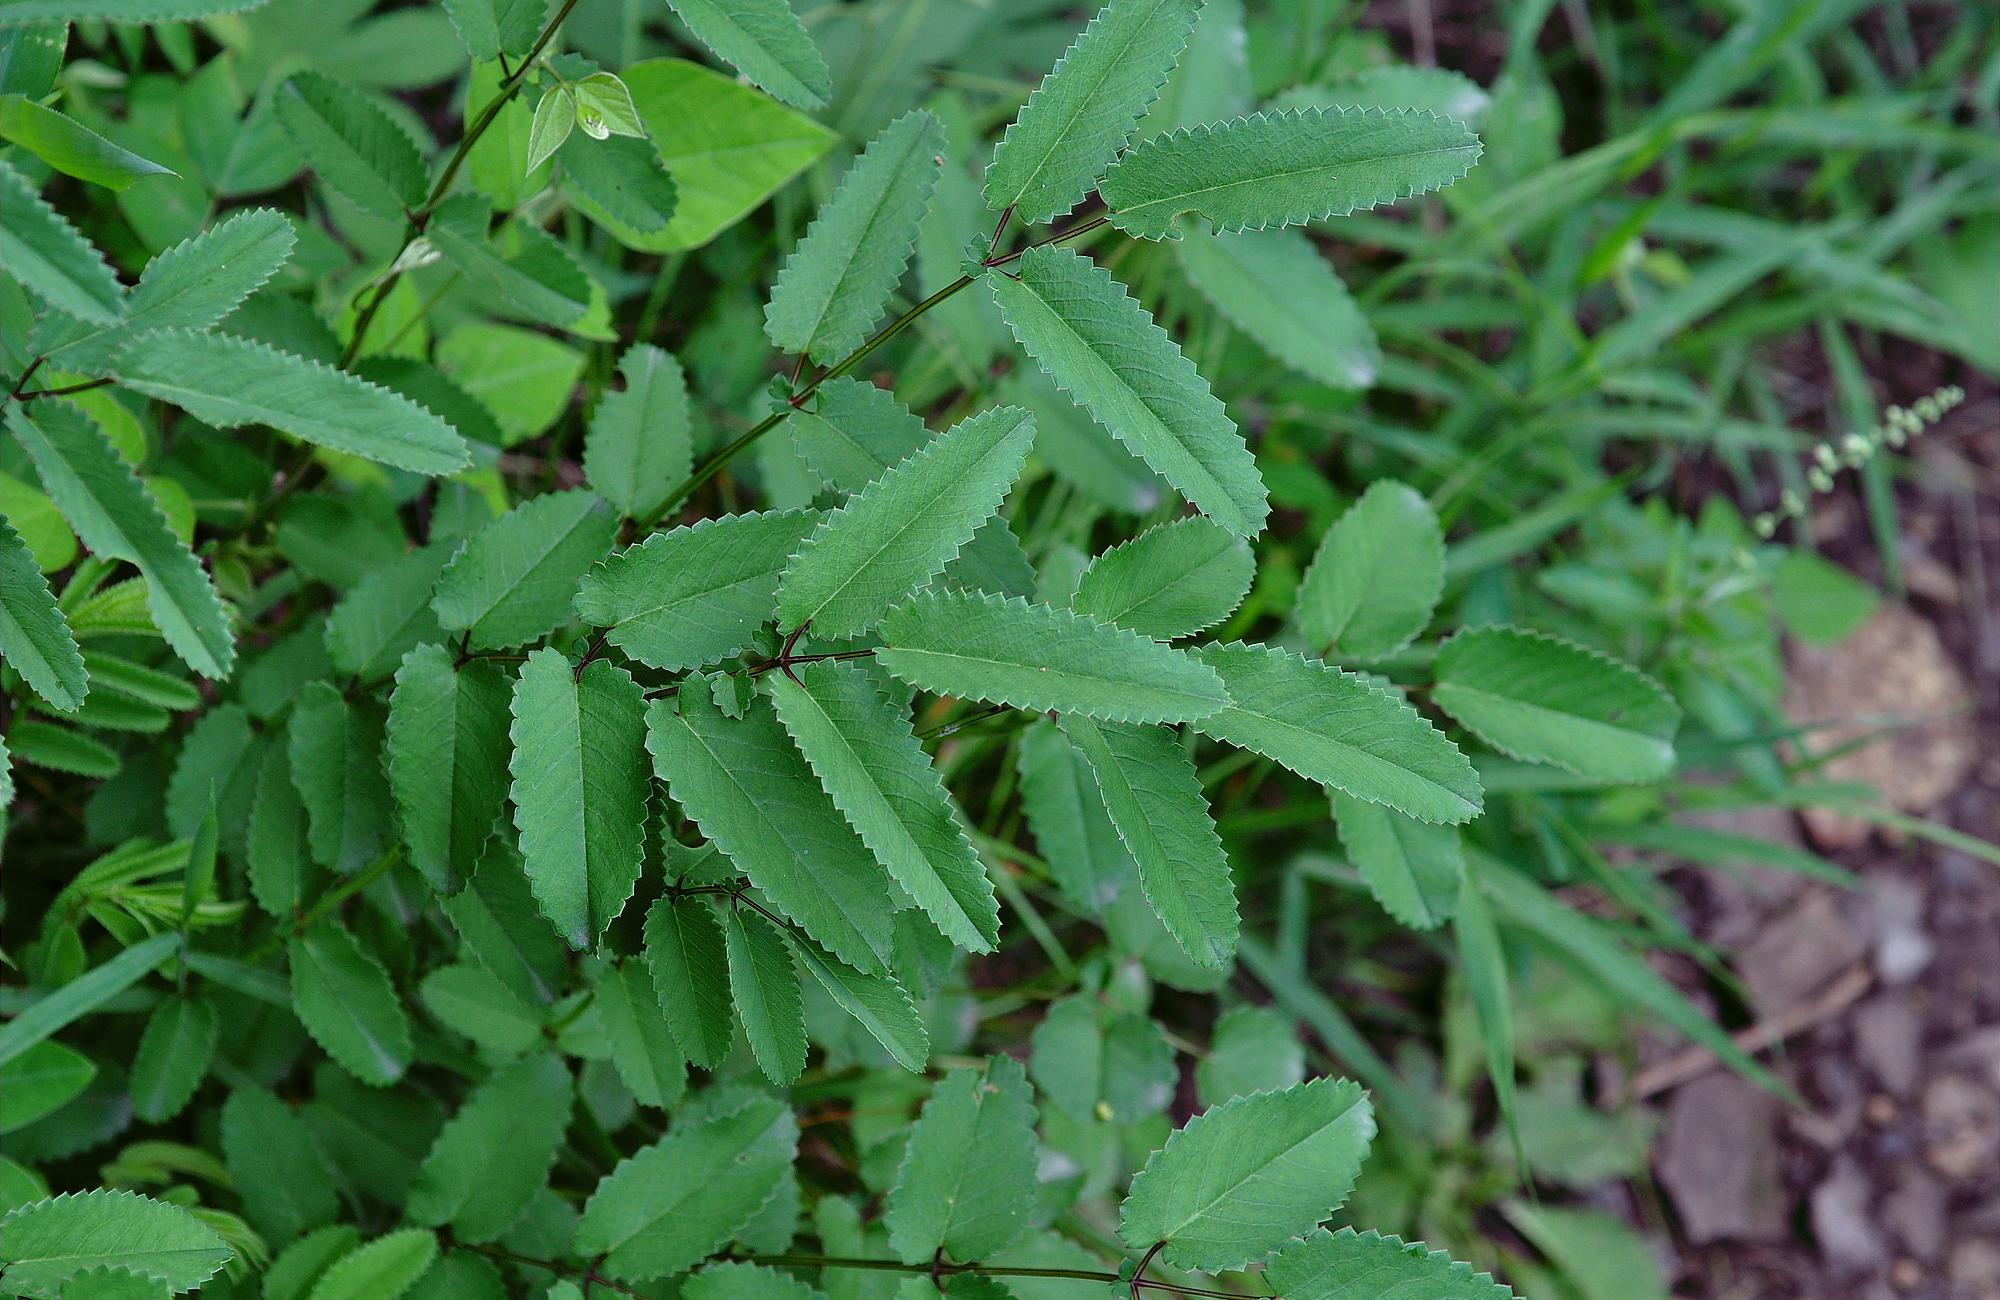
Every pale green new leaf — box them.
[0,1191,230,1300]
[6,403,234,679]
[1072,516,1253,640]
[508,649,650,948]
[1119,1076,1376,1270]
[129,995,218,1123]
[306,1229,436,1300]
[274,71,426,222]
[386,643,511,896]
[1296,481,1443,658]
[1331,791,1464,929]
[785,929,929,1071]
[1100,107,1483,239]
[31,207,297,373]
[787,377,928,493]
[982,0,1200,224]
[877,590,1228,724]
[1178,226,1379,389]
[1015,719,1133,912]
[1265,1228,1517,1300]
[885,1055,1038,1265]
[1062,715,1236,968]
[1431,626,1681,783]
[990,246,1267,536]
[777,405,1033,638]
[407,1053,572,1243]
[645,685,896,973]
[525,86,574,174]
[722,904,806,1085]
[575,510,819,671]
[595,959,687,1110]
[432,490,617,650]
[766,109,943,364]
[583,344,692,520]
[287,682,392,873]
[109,330,470,476]
[768,659,998,951]
[0,157,122,322]
[1191,644,1482,824]
[665,0,832,110]
[643,894,735,1068]
[290,922,411,1087]
[574,1096,798,1282]
[0,511,86,712]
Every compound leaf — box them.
[1119,1076,1376,1270]
[1100,106,1482,239]
[990,246,1266,537]
[776,404,1033,638]
[508,648,650,949]
[877,590,1228,725]
[766,109,944,364]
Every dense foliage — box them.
[0,0,1992,1297]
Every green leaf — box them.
[110,330,469,476]
[646,684,896,973]
[573,73,643,140]
[595,958,687,1109]
[508,648,650,949]
[432,490,617,650]
[262,1228,361,1300]
[575,509,819,672]
[386,643,511,896]
[990,246,1267,537]
[440,0,542,60]
[664,0,831,109]
[768,659,999,951]
[323,541,451,680]
[1453,859,1523,1180]
[0,1041,94,1134]
[0,932,175,1070]
[766,109,943,364]
[221,1085,337,1242]
[1015,718,1133,913]
[287,682,393,874]
[290,921,412,1087]
[419,963,543,1056]
[1061,714,1236,967]
[8,720,116,776]
[787,377,929,493]
[129,994,217,1123]
[0,1191,230,1300]
[1771,549,1877,645]
[575,1095,798,1282]
[58,1267,168,1300]
[1195,1005,1304,1107]
[1100,106,1482,239]
[0,94,173,190]
[1118,1075,1376,1270]
[0,510,86,711]
[1030,994,1174,1124]
[1190,644,1482,824]
[1072,516,1252,640]
[982,0,1201,224]
[885,1055,1038,1265]
[0,157,122,322]
[1178,226,1379,389]
[307,1230,436,1300]
[406,1053,572,1243]
[1265,1228,1517,1300]
[784,929,929,1071]
[1296,481,1443,658]
[608,58,835,253]
[877,590,1229,724]
[5,403,234,678]
[1331,791,1463,929]
[33,207,296,373]
[1432,626,1680,783]
[0,0,267,21]
[583,344,692,521]
[686,1262,824,1300]
[643,894,736,1069]
[443,847,569,1007]
[274,71,426,222]
[777,404,1033,638]
[525,86,575,175]
[722,904,807,1085]
[559,133,678,235]
[426,195,591,328]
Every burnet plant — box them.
[0,0,1793,1295]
